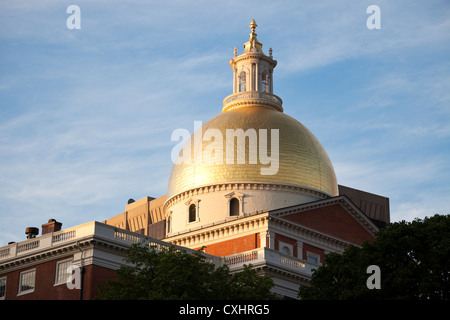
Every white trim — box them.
[306,251,321,266]
[0,276,6,300]
[17,268,36,296]
[296,241,303,260]
[164,182,329,212]
[54,258,73,286]
[279,241,293,256]
[185,198,201,224]
[224,191,245,217]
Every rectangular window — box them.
[307,252,320,265]
[307,256,318,264]
[0,277,6,300]
[18,269,35,295]
[55,259,73,285]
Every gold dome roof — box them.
[167,105,338,200]
[167,21,337,201]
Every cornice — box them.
[0,235,130,274]
[222,99,282,113]
[165,212,269,248]
[0,239,93,273]
[163,182,329,214]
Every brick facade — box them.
[1,256,117,300]
[282,204,375,246]
[198,233,260,257]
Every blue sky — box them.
[0,0,449,245]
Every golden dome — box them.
[166,21,338,202]
[167,105,338,200]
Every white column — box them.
[260,230,275,249]
[255,60,259,91]
[296,241,303,259]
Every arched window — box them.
[261,71,269,92]
[167,214,172,233]
[239,71,246,92]
[281,246,291,256]
[229,198,240,216]
[189,204,196,223]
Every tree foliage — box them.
[298,214,450,300]
[96,242,275,300]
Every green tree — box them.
[96,242,275,300]
[298,214,450,300]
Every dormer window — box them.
[239,71,246,92]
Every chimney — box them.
[25,227,39,239]
[41,219,62,235]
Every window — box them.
[239,71,246,92]
[188,204,196,223]
[0,277,6,300]
[229,198,240,216]
[281,246,291,256]
[18,269,35,295]
[55,259,73,285]
[167,214,172,234]
[261,71,269,92]
[307,253,320,265]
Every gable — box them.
[281,203,375,246]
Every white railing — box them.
[0,221,134,261]
[224,250,258,266]
[53,230,76,243]
[114,230,143,244]
[279,253,306,270]
[17,239,40,253]
[0,221,222,267]
[223,91,283,105]
[0,247,10,259]
[222,91,283,111]
[223,248,317,276]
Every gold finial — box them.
[243,19,264,54]
[250,19,257,34]
[234,46,237,58]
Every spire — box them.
[243,19,263,54]
[249,19,257,33]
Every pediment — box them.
[270,196,379,246]
[224,191,244,199]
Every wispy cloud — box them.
[0,0,449,245]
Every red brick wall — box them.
[3,256,79,300]
[283,204,375,246]
[199,233,260,256]
[82,264,117,300]
[1,257,117,300]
